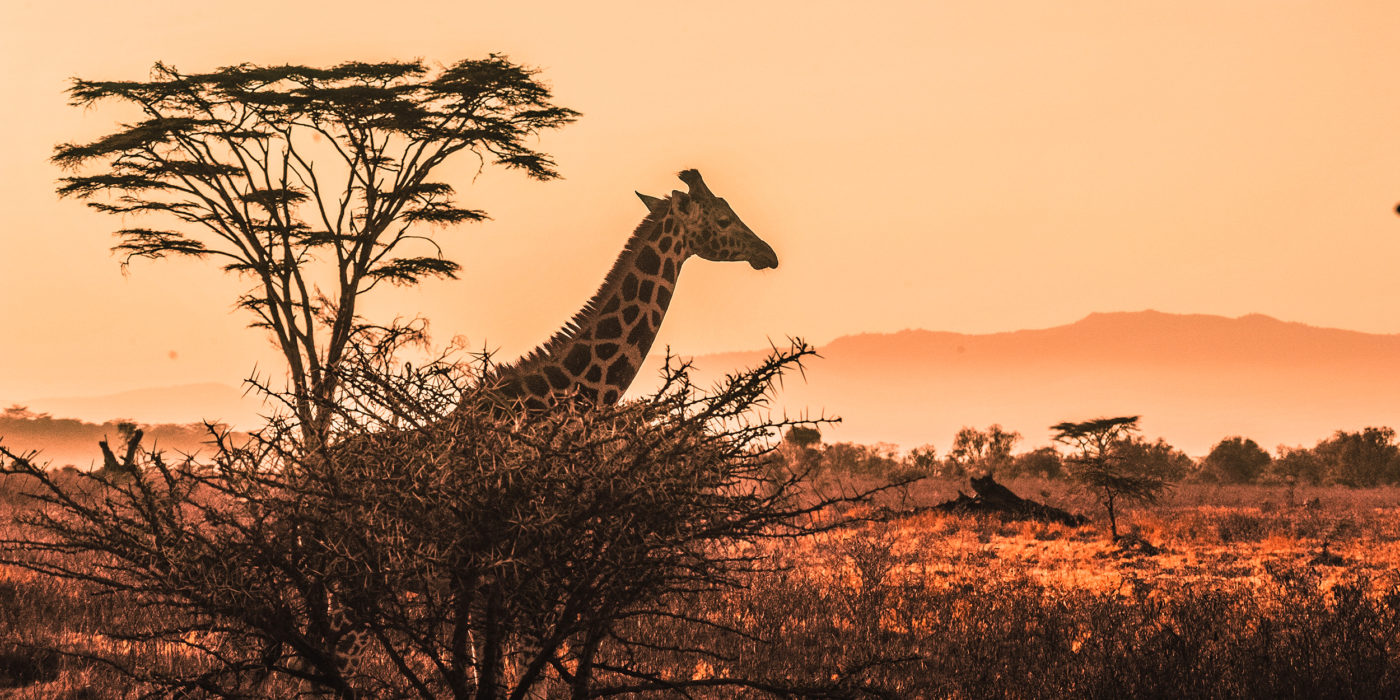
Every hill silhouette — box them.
[7,311,1396,461]
[645,311,1400,455]
[21,383,262,427]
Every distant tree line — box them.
[0,405,232,470]
[780,422,1400,488]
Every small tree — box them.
[819,442,901,477]
[1273,444,1327,485]
[1009,446,1064,479]
[1313,427,1400,487]
[904,444,940,475]
[1202,436,1272,483]
[1114,436,1194,482]
[53,58,577,441]
[1050,416,1168,539]
[97,420,142,474]
[777,426,823,477]
[782,426,821,449]
[944,425,1020,477]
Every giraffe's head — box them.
[636,169,778,270]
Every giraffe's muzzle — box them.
[748,241,779,270]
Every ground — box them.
[2,475,1399,697]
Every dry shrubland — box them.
[0,343,910,698]
[2,471,1399,698]
[1,340,1397,697]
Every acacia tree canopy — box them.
[53,58,579,437]
[1049,416,1140,459]
[1050,416,1168,539]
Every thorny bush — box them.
[0,334,913,698]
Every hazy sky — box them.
[3,1,1400,400]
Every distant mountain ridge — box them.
[6,311,1398,460]
[648,311,1400,456]
[19,382,264,428]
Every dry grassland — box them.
[2,476,1399,697]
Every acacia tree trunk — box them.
[448,576,480,697]
[570,625,604,700]
[474,585,504,700]
[1105,492,1119,539]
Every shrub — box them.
[1010,446,1065,479]
[1204,436,1272,484]
[0,339,912,697]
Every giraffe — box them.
[318,168,778,692]
[473,168,778,413]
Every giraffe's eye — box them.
[717,219,732,227]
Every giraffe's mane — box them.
[498,196,672,375]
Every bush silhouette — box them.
[0,339,909,697]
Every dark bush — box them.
[0,340,913,698]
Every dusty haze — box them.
[653,311,1400,456]
[17,311,1400,458]
[3,2,1400,405]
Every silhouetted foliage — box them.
[776,426,824,480]
[1051,416,1169,539]
[1313,427,1400,487]
[819,442,903,478]
[944,425,1020,478]
[0,406,232,470]
[1274,444,1329,486]
[6,479,1400,698]
[783,426,821,449]
[1204,436,1273,484]
[1113,435,1194,482]
[904,444,940,475]
[96,422,141,475]
[1009,446,1064,479]
[0,338,912,697]
[53,58,578,441]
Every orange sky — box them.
[3,1,1400,401]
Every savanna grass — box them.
[3,474,1400,697]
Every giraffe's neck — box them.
[492,210,688,407]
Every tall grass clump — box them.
[649,527,1400,699]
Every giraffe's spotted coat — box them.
[479,169,778,411]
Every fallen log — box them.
[934,474,1088,526]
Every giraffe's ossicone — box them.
[478,168,778,412]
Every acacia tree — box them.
[1050,416,1168,539]
[53,58,578,440]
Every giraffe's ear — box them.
[636,192,667,214]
